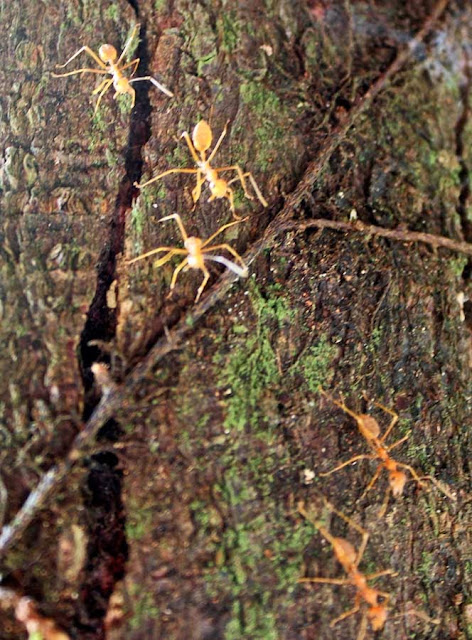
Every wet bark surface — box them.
[0,1,472,639]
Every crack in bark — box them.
[455,45,472,243]
[73,16,153,640]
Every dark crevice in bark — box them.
[74,16,153,640]
[455,47,471,245]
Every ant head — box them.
[210,179,228,198]
[367,604,388,631]
[192,120,212,153]
[99,44,117,63]
[389,470,407,497]
[185,236,203,254]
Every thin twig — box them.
[0,0,450,561]
[280,218,472,257]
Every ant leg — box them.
[52,68,108,78]
[135,168,198,189]
[191,171,205,205]
[320,454,375,476]
[298,577,350,586]
[224,167,268,207]
[55,45,107,70]
[356,613,368,640]
[224,187,242,220]
[92,78,112,95]
[222,166,253,199]
[396,463,427,487]
[158,213,189,242]
[364,569,395,580]
[153,249,184,268]
[320,389,363,422]
[120,58,140,76]
[93,79,114,114]
[129,76,173,98]
[168,258,189,295]
[386,434,409,452]
[207,120,230,163]
[368,399,399,444]
[394,607,440,625]
[117,24,140,64]
[377,486,391,519]
[128,247,186,265]
[203,244,248,274]
[202,219,248,247]
[181,131,202,165]
[195,266,211,302]
[330,596,361,627]
[359,464,383,500]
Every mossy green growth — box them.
[291,334,336,393]
[239,82,290,171]
[205,283,316,637]
[130,200,146,237]
[219,282,291,431]
[104,4,119,21]
[217,11,240,54]
[224,599,278,640]
[126,496,154,541]
[127,587,160,630]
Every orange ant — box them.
[298,500,395,640]
[319,390,427,517]
[134,120,268,218]
[127,213,248,302]
[52,24,173,114]
[298,500,439,639]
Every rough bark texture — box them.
[1,1,472,639]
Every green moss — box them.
[128,588,160,630]
[291,334,336,393]
[197,49,218,75]
[105,4,119,21]
[126,496,154,540]
[130,200,145,236]
[219,282,291,431]
[218,12,240,54]
[239,82,289,171]
[224,600,278,640]
[194,283,315,637]
[418,551,435,583]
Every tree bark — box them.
[0,1,471,639]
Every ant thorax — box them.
[185,237,203,267]
[199,163,216,180]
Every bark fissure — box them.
[455,45,472,243]
[74,15,154,639]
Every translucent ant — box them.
[298,500,439,639]
[298,500,394,640]
[127,213,248,302]
[134,120,268,218]
[319,390,427,517]
[52,24,173,114]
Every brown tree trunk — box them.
[0,1,471,639]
